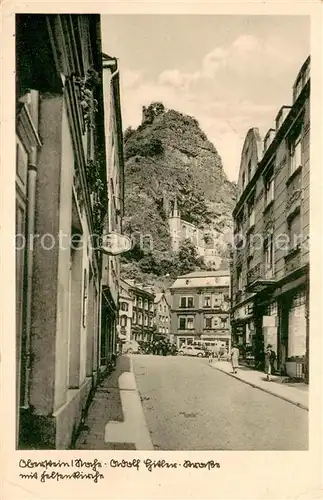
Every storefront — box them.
[231,301,254,351]
[281,287,307,379]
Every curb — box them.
[209,363,309,411]
[128,355,154,449]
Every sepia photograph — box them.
[14,12,312,454]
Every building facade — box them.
[100,54,125,370]
[118,278,133,345]
[15,14,124,449]
[169,271,231,349]
[230,57,310,381]
[154,292,171,339]
[123,280,155,342]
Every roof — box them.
[181,270,230,278]
[170,270,230,290]
[154,293,163,304]
[154,292,170,307]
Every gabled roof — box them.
[154,292,170,307]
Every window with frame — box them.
[179,316,194,330]
[121,301,128,311]
[149,316,153,327]
[288,210,301,251]
[144,299,148,310]
[264,233,274,276]
[138,312,143,325]
[205,317,213,329]
[138,297,143,308]
[180,296,194,308]
[264,166,275,207]
[213,317,220,328]
[120,315,127,327]
[237,267,243,291]
[290,130,302,176]
[203,295,211,308]
[132,311,137,324]
[248,195,255,228]
[221,317,228,327]
[144,314,148,326]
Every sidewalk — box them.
[74,355,152,450]
[209,361,309,410]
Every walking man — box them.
[230,344,240,374]
[265,344,276,381]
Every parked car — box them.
[178,345,207,357]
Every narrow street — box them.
[133,354,308,451]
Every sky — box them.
[101,15,310,182]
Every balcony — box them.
[246,262,276,292]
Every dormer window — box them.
[247,160,252,182]
[264,129,275,152]
[276,106,292,131]
[293,57,310,103]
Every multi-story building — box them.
[100,53,124,369]
[169,270,231,349]
[15,14,124,449]
[154,292,171,339]
[118,278,133,345]
[124,280,155,342]
[230,56,310,381]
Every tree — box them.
[175,239,206,276]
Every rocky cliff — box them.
[121,102,237,291]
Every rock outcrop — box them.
[121,102,237,291]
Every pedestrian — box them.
[265,344,276,381]
[208,347,214,364]
[213,344,220,361]
[230,344,240,374]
